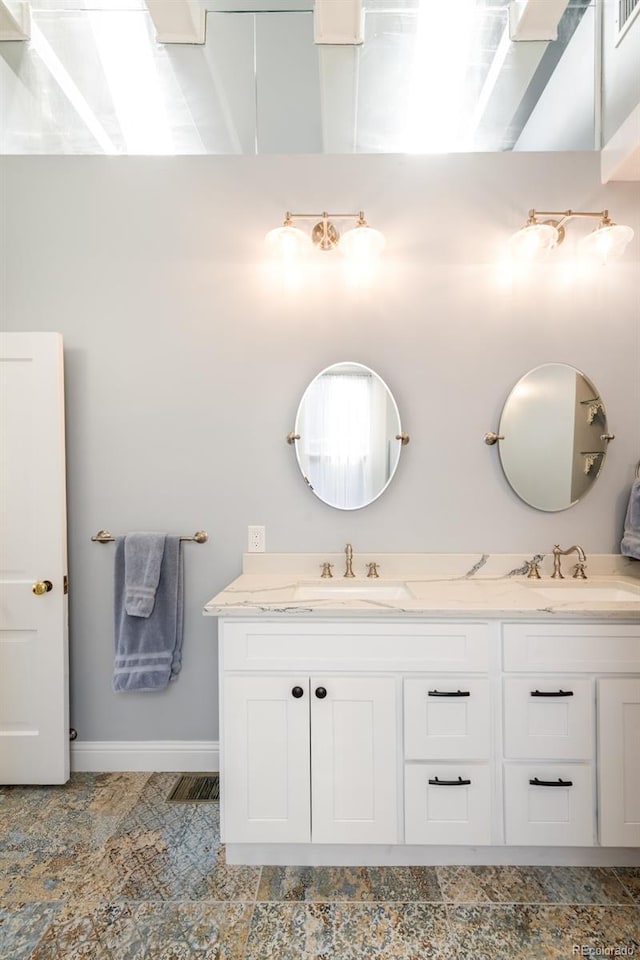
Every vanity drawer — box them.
[503,678,593,760]
[405,763,491,845]
[404,677,491,760]
[503,623,640,673]
[222,620,491,672]
[503,763,594,846]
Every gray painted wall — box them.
[1,152,639,741]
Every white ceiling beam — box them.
[601,103,640,183]
[318,45,359,152]
[314,0,363,45]
[0,0,30,40]
[468,22,550,147]
[509,0,570,41]
[144,0,206,44]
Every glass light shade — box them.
[508,222,559,261]
[579,223,634,264]
[264,225,312,259]
[339,224,386,260]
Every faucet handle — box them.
[526,560,541,579]
[573,561,587,580]
[320,562,333,579]
[366,562,380,579]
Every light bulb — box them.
[508,222,559,261]
[264,225,312,259]
[579,223,634,264]
[339,224,386,261]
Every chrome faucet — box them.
[344,543,355,578]
[552,544,588,580]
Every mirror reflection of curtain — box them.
[302,372,373,508]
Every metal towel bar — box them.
[91,529,208,544]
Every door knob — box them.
[315,686,327,699]
[291,686,304,699]
[32,580,53,596]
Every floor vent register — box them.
[166,773,220,803]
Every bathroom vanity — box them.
[204,553,640,867]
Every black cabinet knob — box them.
[315,686,327,699]
[291,686,304,699]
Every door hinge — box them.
[63,575,69,595]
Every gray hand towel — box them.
[621,479,640,561]
[113,536,184,692]
[124,533,166,617]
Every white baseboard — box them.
[71,740,219,773]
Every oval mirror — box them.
[497,363,612,512]
[292,362,406,510]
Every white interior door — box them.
[0,332,69,784]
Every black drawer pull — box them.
[530,690,574,698]
[529,777,574,788]
[428,690,470,698]
[315,687,327,699]
[291,686,304,699]
[428,776,471,786]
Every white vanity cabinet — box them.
[219,618,492,850]
[502,622,640,848]
[217,615,640,863]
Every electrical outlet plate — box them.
[248,525,265,553]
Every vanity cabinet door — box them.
[598,678,640,847]
[404,678,490,760]
[222,675,311,844]
[310,675,398,844]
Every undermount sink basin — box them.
[294,580,412,601]
[525,580,640,603]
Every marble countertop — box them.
[203,553,640,621]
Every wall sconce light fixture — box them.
[509,208,634,263]
[265,211,385,261]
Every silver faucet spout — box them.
[551,544,587,579]
[344,543,355,578]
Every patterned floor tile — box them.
[437,865,635,905]
[446,903,640,959]
[28,901,252,960]
[1,774,150,851]
[257,865,442,902]
[3,774,639,960]
[532,866,635,904]
[436,866,549,904]
[73,803,259,903]
[615,867,640,904]
[244,902,453,959]
[0,902,61,960]
[0,837,101,903]
[0,786,53,840]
